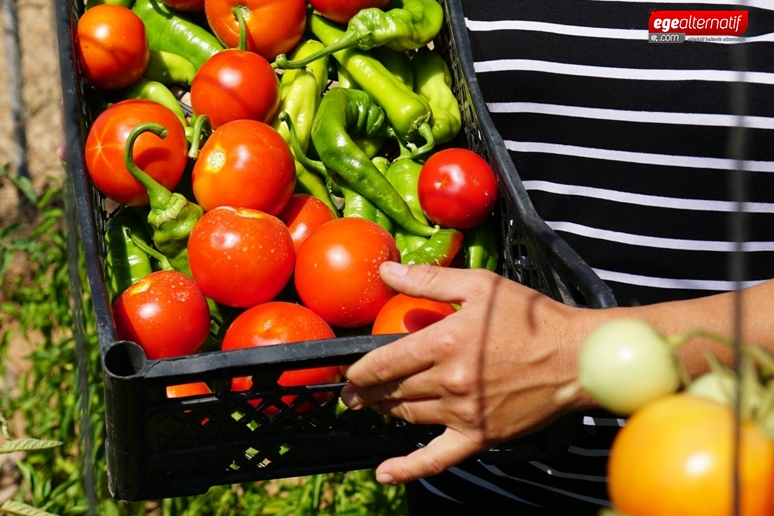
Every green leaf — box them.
[3,173,38,205]
[0,500,59,516]
[0,439,62,453]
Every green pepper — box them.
[336,65,388,157]
[412,46,462,145]
[143,49,197,86]
[463,215,499,271]
[272,69,339,215]
[403,228,463,267]
[311,87,436,237]
[104,208,154,302]
[342,157,393,234]
[280,40,330,100]
[123,122,204,277]
[372,46,413,88]
[276,0,442,68]
[132,0,223,70]
[384,142,429,257]
[295,14,434,151]
[124,79,188,128]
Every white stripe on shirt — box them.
[523,180,774,213]
[568,445,612,457]
[593,268,768,290]
[486,102,774,130]
[547,220,774,252]
[504,140,774,172]
[589,0,774,11]
[465,19,774,44]
[480,463,615,507]
[448,467,543,507]
[474,59,774,85]
[529,461,608,482]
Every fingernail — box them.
[340,387,363,410]
[376,472,395,484]
[381,261,408,277]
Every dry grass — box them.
[0,0,64,223]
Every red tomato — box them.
[418,148,499,230]
[76,5,149,90]
[294,218,399,328]
[191,120,295,214]
[85,100,188,207]
[166,382,212,399]
[162,0,204,12]
[204,0,306,61]
[112,270,211,360]
[308,0,390,24]
[223,301,340,414]
[278,194,337,254]
[609,394,774,516]
[371,293,456,335]
[188,207,295,308]
[190,50,280,128]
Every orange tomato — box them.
[371,293,456,335]
[608,394,774,516]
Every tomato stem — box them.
[188,114,211,160]
[232,6,249,52]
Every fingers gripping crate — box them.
[55,0,617,503]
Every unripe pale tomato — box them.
[187,207,295,308]
[372,293,456,335]
[278,194,337,254]
[76,4,150,90]
[295,218,399,328]
[112,270,211,360]
[190,50,280,128]
[223,302,340,415]
[192,120,296,215]
[84,100,188,207]
[609,394,774,516]
[578,319,680,415]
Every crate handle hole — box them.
[104,341,147,377]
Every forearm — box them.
[613,279,774,377]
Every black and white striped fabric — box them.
[406,1,774,514]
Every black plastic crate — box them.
[55,0,617,502]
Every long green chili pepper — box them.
[132,0,223,70]
[403,228,463,267]
[337,66,388,157]
[296,14,434,152]
[280,111,343,198]
[341,157,393,234]
[123,122,204,277]
[105,208,154,302]
[412,46,462,145]
[464,215,499,271]
[372,46,413,87]
[311,87,437,237]
[272,70,339,215]
[280,40,330,100]
[124,79,188,128]
[275,0,442,68]
[384,140,429,257]
[143,49,197,86]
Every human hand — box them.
[340,262,602,484]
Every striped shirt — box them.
[409,1,774,514]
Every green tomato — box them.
[686,371,737,406]
[578,319,680,415]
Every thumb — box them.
[379,261,498,304]
[374,428,483,484]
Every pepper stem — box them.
[123,122,173,209]
[280,111,331,182]
[410,122,436,158]
[124,227,172,270]
[274,31,360,69]
[188,114,212,159]
[232,6,249,52]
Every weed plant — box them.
[0,165,407,515]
